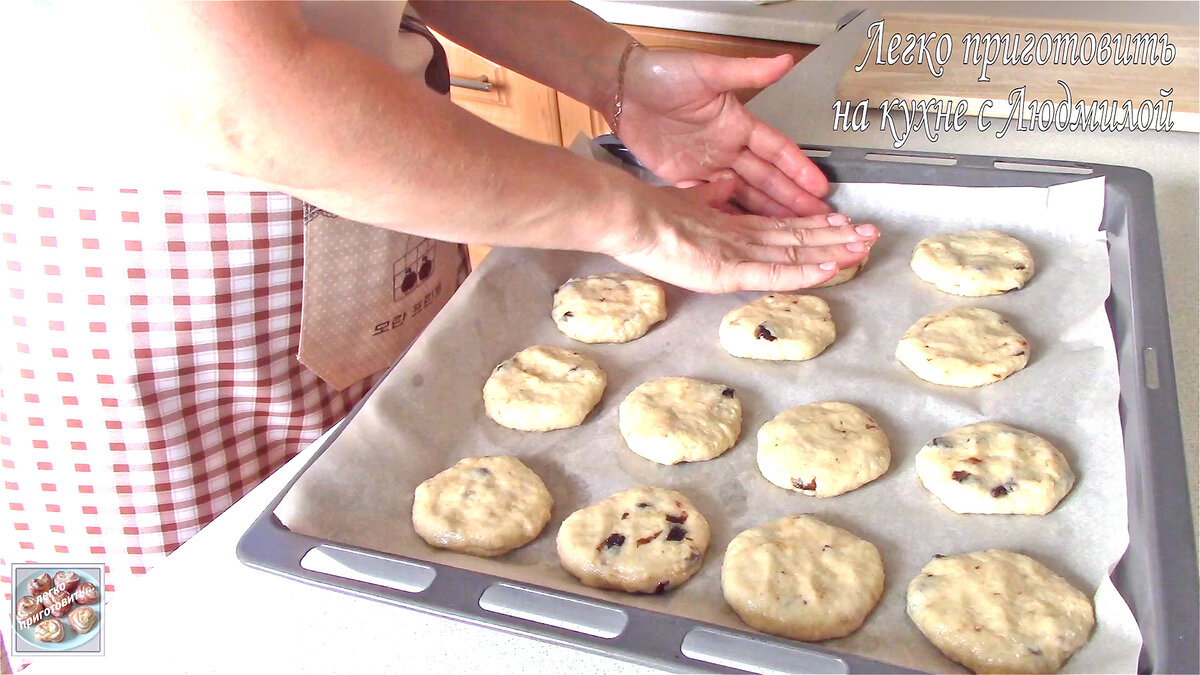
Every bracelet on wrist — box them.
[612,39,643,137]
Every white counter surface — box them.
[576,0,1198,43]
[575,0,858,44]
[20,7,1196,675]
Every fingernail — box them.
[846,241,866,253]
[826,213,850,226]
[854,224,876,237]
[819,262,837,271]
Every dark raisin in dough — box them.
[601,533,626,550]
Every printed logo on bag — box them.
[301,202,338,224]
[392,235,437,300]
[9,563,104,656]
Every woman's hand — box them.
[616,49,829,218]
[603,179,877,293]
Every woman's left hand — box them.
[615,49,830,218]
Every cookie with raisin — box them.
[916,422,1074,515]
[556,487,709,594]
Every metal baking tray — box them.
[237,146,1197,674]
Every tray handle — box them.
[471,577,864,674]
[250,526,880,674]
[300,544,435,593]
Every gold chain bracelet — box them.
[612,39,643,137]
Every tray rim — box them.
[236,145,1198,675]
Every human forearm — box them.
[143,2,643,253]
[411,0,631,118]
[256,37,641,252]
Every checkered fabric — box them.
[0,181,383,603]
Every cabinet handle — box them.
[450,76,494,92]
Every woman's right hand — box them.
[602,178,878,293]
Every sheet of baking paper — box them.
[276,177,1142,673]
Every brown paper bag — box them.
[298,207,468,390]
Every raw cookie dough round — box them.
[896,307,1029,387]
[719,294,835,361]
[722,515,885,641]
[483,345,606,431]
[907,550,1095,674]
[556,487,710,594]
[757,402,890,497]
[618,377,742,465]
[552,273,667,343]
[412,456,553,557]
[916,422,1075,515]
[815,252,869,288]
[911,230,1035,296]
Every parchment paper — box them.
[276,177,1142,673]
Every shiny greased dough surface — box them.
[916,422,1075,515]
[556,487,709,594]
[618,377,742,465]
[756,402,890,498]
[721,515,884,641]
[412,456,552,557]
[896,307,1029,387]
[907,550,1094,674]
[482,345,606,431]
[719,293,836,361]
[552,273,666,343]
[911,229,1035,296]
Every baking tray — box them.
[236,146,1197,674]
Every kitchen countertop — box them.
[21,6,1195,675]
[576,0,1198,43]
[574,0,858,44]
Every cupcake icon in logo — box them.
[9,564,104,656]
[392,235,436,301]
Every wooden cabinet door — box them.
[621,25,817,65]
[557,91,612,146]
[432,31,563,146]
